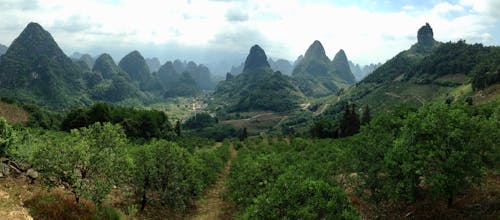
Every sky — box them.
[0,0,499,74]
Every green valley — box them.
[0,7,499,220]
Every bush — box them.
[0,117,14,156]
[32,122,130,205]
[243,173,360,220]
[25,191,122,220]
[132,139,229,211]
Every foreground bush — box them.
[25,191,122,220]
[352,102,500,206]
[132,139,230,211]
[32,122,130,205]
[243,173,360,220]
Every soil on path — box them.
[187,145,238,220]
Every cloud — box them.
[225,8,249,22]
[53,15,96,33]
[0,0,498,68]
[0,0,40,11]
[209,26,267,52]
[460,0,500,20]
[402,5,414,11]
[432,2,464,15]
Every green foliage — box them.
[352,103,499,205]
[61,103,173,140]
[174,135,215,152]
[32,122,130,205]
[227,139,360,219]
[471,46,500,90]
[310,117,338,138]
[0,117,14,156]
[237,127,248,141]
[244,174,359,220]
[361,105,371,125]
[183,112,217,130]
[339,104,360,137]
[411,41,493,79]
[131,139,229,211]
[187,124,237,142]
[385,104,496,203]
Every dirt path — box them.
[0,178,34,220]
[187,145,237,220]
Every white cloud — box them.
[0,0,498,67]
[431,2,464,15]
[402,5,414,11]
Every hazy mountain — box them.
[159,59,215,90]
[230,57,293,76]
[157,61,179,87]
[0,44,7,56]
[145,57,161,72]
[268,58,293,75]
[0,22,90,107]
[331,49,356,84]
[229,63,243,75]
[156,60,209,97]
[163,71,201,98]
[90,53,145,102]
[348,61,381,81]
[93,53,120,79]
[80,54,94,69]
[213,45,304,112]
[119,51,152,84]
[291,40,353,97]
[293,55,304,67]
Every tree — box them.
[175,120,181,137]
[244,173,360,219]
[0,117,14,157]
[238,127,248,141]
[383,104,496,206]
[132,140,205,211]
[340,104,360,137]
[33,122,130,205]
[310,117,338,138]
[361,105,371,125]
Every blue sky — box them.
[0,0,498,74]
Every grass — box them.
[0,101,29,125]
[25,191,122,220]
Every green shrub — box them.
[0,117,14,156]
[243,173,360,220]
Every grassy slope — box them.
[0,101,29,125]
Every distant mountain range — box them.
[348,62,381,81]
[0,22,216,108]
[0,22,498,114]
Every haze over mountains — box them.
[0,21,498,114]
